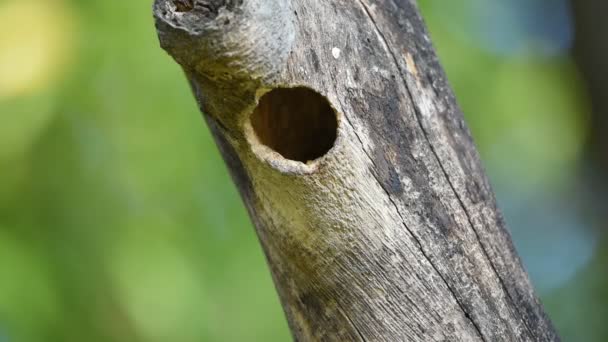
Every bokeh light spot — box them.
[0,0,78,162]
[0,0,77,98]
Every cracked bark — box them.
[153,0,559,340]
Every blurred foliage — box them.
[0,0,288,341]
[0,0,605,341]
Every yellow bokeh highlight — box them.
[0,0,76,98]
[0,0,78,163]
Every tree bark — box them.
[153,0,559,340]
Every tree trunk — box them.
[153,0,559,340]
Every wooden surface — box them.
[153,0,559,340]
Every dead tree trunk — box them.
[153,0,559,340]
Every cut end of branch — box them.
[154,0,231,22]
[171,0,242,16]
[172,0,194,13]
[153,0,295,85]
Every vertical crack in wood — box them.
[348,116,486,341]
[391,3,556,337]
[388,1,547,337]
[331,80,484,341]
[353,0,540,340]
[355,0,554,340]
[335,301,368,342]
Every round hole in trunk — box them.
[250,87,338,163]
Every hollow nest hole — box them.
[172,0,243,16]
[250,87,338,163]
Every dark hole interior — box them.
[173,0,194,12]
[250,87,338,163]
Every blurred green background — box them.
[0,0,606,341]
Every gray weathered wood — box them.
[153,0,559,340]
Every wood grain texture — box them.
[153,0,559,340]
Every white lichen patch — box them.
[332,47,341,59]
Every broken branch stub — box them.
[153,0,559,341]
[154,0,295,131]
